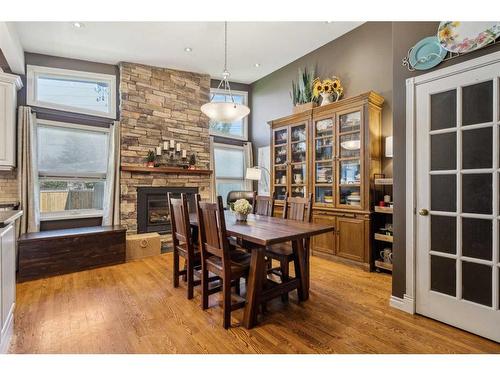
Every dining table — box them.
[189,211,335,329]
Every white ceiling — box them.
[12,22,363,83]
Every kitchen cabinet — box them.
[0,71,23,171]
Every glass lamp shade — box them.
[245,167,262,181]
[201,101,250,123]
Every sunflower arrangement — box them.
[312,76,344,106]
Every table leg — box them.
[293,238,309,301]
[243,246,265,329]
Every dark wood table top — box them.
[189,212,334,246]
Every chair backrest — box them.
[226,190,256,208]
[195,194,231,268]
[253,195,274,216]
[283,193,313,223]
[168,193,194,256]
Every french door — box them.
[415,61,500,342]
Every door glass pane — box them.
[431,90,456,130]
[339,111,361,133]
[340,133,361,158]
[462,218,492,261]
[462,127,492,169]
[315,118,333,137]
[291,124,306,142]
[274,145,287,165]
[315,137,333,161]
[275,186,287,201]
[462,173,492,214]
[431,215,456,254]
[340,186,361,206]
[462,261,492,307]
[291,186,305,198]
[431,174,456,212]
[291,142,306,163]
[431,133,456,171]
[274,128,287,145]
[315,187,333,204]
[316,162,333,184]
[340,160,360,185]
[462,81,493,126]
[274,165,287,186]
[431,255,456,297]
[292,164,306,185]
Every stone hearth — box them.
[119,62,212,233]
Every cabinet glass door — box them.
[314,118,334,205]
[338,110,362,207]
[274,127,288,200]
[290,124,307,198]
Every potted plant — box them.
[291,66,318,113]
[231,199,253,222]
[144,150,156,168]
[312,76,344,106]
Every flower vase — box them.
[235,212,248,222]
[320,92,332,106]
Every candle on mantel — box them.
[169,139,175,149]
[163,141,169,150]
[156,146,162,156]
[176,143,181,152]
[182,149,187,158]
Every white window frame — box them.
[27,65,117,119]
[208,88,248,141]
[213,142,250,203]
[36,118,111,221]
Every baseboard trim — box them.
[390,294,415,314]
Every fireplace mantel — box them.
[121,165,213,175]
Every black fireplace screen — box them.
[137,187,198,234]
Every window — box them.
[27,65,116,118]
[213,143,248,206]
[36,119,110,220]
[208,89,248,140]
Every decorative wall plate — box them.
[409,36,447,70]
[438,21,500,53]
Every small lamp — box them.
[385,136,393,158]
[245,167,262,181]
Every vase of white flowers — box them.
[232,199,253,222]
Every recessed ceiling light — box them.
[254,63,261,68]
[184,47,193,52]
[325,21,333,24]
[72,22,84,28]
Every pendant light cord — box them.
[211,21,235,105]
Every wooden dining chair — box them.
[265,193,313,301]
[253,195,274,217]
[196,194,251,329]
[168,193,201,300]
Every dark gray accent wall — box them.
[392,22,500,298]
[250,22,393,176]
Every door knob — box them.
[418,208,429,216]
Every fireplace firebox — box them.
[137,187,198,234]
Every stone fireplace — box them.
[136,186,198,234]
[119,62,212,234]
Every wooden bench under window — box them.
[18,226,126,282]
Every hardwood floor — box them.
[9,254,500,354]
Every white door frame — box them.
[392,50,500,314]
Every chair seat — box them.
[206,249,251,276]
[265,242,295,261]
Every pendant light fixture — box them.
[201,22,250,123]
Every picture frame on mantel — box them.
[257,146,270,196]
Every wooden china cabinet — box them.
[269,92,384,270]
